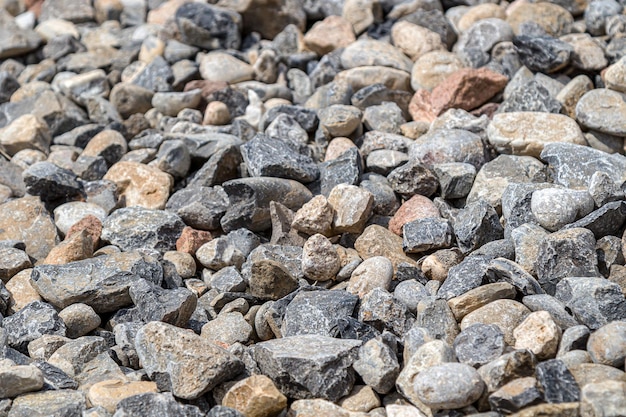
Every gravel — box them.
[1,1,626,416]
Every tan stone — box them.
[138,36,165,63]
[103,161,173,210]
[289,399,356,417]
[411,51,465,91]
[513,311,562,360]
[342,0,381,35]
[603,56,626,93]
[347,256,393,298]
[388,195,440,236]
[146,0,188,24]
[457,4,506,32]
[354,224,418,270]
[338,385,381,412]
[302,234,341,282]
[222,375,287,417]
[5,269,41,314]
[391,21,446,61]
[163,251,196,279]
[408,89,437,123]
[0,114,51,156]
[421,248,463,282]
[199,52,254,84]
[65,215,102,249]
[461,299,531,345]
[509,402,579,417]
[203,101,231,126]
[561,33,607,72]
[82,130,127,163]
[556,74,594,118]
[292,195,334,237]
[507,2,573,37]
[304,15,355,56]
[43,229,94,265]
[328,184,374,234]
[334,66,411,93]
[487,112,587,158]
[324,137,359,161]
[430,68,508,115]
[87,379,158,413]
[448,282,517,320]
[0,196,59,262]
[569,363,626,388]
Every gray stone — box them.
[58,303,101,339]
[416,297,459,346]
[454,323,506,368]
[186,145,242,188]
[585,0,623,36]
[403,218,453,253]
[23,161,82,202]
[130,56,173,93]
[135,321,243,400]
[433,162,476,199]
[408,128,486,170]
[253,335,361,401]
[366,150,409,176]
[201,312,253,346]
[586,321,626,368]
[588,171,625,207]
[393,280,429,314]
[220,177,312,233]
[414,363,485,409]
[543,143,626,189]
[261,105,318,133]
[165,186,229,231]
[535,228,600,295]
[0,247,31,283]
[46,336,108,378]
[113,392,205,417]
[555,277,626,329]
[358,288,414,337]
[454,200,504,254]
[241,134,319,183]
[514,35,572,73]
[488,377,543,414]
[351,84,411,119]
[209,267,246,293]
[522,294,579,330]
[498,78,563,114]
[6,389,86,417]
[318,147,362,196]
[129,279,196,327]
[2,301,66,353]
[363,102,405,134]
[502,183,553,234]
[558,325,591,357]
[0,72,20,104]
[576,89,626,137]
[438,255,491,300]
[152,140,191,179]
[281,290,358,337]
[196,237,245,271]
[486,258,544,296]
[0,9,41,59]
[536,359,580,403]
[30,251,162,313]
[580,380,626,417]
[478,349,537,393]
[101,207,185,253]
[455,18,514,64]
[531,188,595,232]
[565,201,626,240]
[265,114,309,147]
[360,175,399,216]
[352,336,400,394]
[387,160,438,199]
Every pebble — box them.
[103,161,173,210]
[58,303,101,339]
[346,256,393,298]
[576,88,626,137]
[461,299,531,346]
[513,311,562,360]
[222,375,287,417]
[586,321,626,367]
[413,363,485,409]
[454,323,506,367]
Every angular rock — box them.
[129,279,196,327]
[103,161,173,210]
[403,218,453,254]
[536,359,580,403]
[454,323,506,368]
[165,186,229,231]
[352,337,400,395]
[2,301,66,353]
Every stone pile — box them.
[0,0,626,416]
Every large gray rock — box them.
[101,207,185,253]
[454,200,504,254]
[1,301,66,353]
[408,128,486,170]
[128,279,197,327]
[30,251,162,313]
[165,186,229,231]
[253,335,361,401]
[135,321,244,400]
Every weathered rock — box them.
[576,89,626,137]
[2,300,66,352]
[222,374,288,417]
[414,363,485,409]
[454,323,506,368]
[103,161,173,210]
[536,359,581,403]
[135,321,244,399]
[461,299,531,346]
[352,337,400,394]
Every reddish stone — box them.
[26,0,44,17]
[43,230,94,265]
[471,102,500,119]
[65,215,102,249]
[430,68,508,115]
[388,195,441,236]
[176,226,213,256]
[408,89,437,123]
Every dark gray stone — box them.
[403,218,453,254]
[220,177,312,233]
[33,361,78,390]
[166,186,229,231]
[387,160,438,199]
[557,325,590,356]
[488,377,543,414]
[130,56,173,93]
[358,288,414,337]
[205,406,244,417]
[351,84,412,119]
[564,201,626,239]
[309,49,344,89]
[72,155,108,181]
[514,35,572,73]
[470,239,515,261]
[408,128,486,170]
[0,72,19,104]
[416,297,459,345]
[281,290,358,337]
[265,114,309,148]
[5,389,87,417]
[1,301,66,353]
[393,280,429,314]
[588,171,624,207]
[129,279,196,327]
[175,2,241,51]
[433,162,476,199]
[455,18,514,62]
[209,266,246,293]
[502,183,552,233]
[536,359,580,403]
[366,150,409,176]
[359,130,414,157]
[535,228,600,295]
[187,145,243,188]
[454,323,506,368]
[596,235,624,277]
[318,146,362,196]
[522,294,580,330]
[153,139,191,178]
[337,316,381,343]
[454,200,504,254]
[497,78,562,114]
[113,392,205,417]
[261,105,318,133]
[102,207,185,253]
[23,161,82,202]
[252,335,361,401]
[363,102,405,134]
[554,277,626,329]
[30,251,163,313]
[540,142,626,189]
[241,134,319,183]
[438,256,491,300]
[486,258,544,296]
[360,174,399,216]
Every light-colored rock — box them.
[222,374,288,417]
[513,311,562,360]
[347,256,393,298]
[199,52,254,84]
[410,51,465,91]
[103,161,174,210]
[0,114,50,156]
[391,20,446,62]
[87,379,158,413]
[303,15,355,56]
[328,184,374,234]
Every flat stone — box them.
[6,389,86,417]
[87,379,158,414]
[489,377,543,414]
[201,312,253,346]
[514,35,572,73]
[111,392,205,417]
[354,225,417,270]
[129,279,196,327]
[408,128,486,170]
[135,321,243,399]
[438,255,491,300]
[448,282,517,321]
[0,363,44,399]
[102,207,185,253]
[487,112,586,158]
[340,39,412,72]
[403,217,453,254]
[253,335,361,401]
[0,9,41,59]
[0,114,50,157]
[576,89,626,137]
[23,161,82,202]
[580,380,626,417]
[461,300,531,346]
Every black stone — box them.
[175,2,242,51]
[187,145,243,188]
[453,199,504,254]
[438,255,491,300]
[535,359,580,403]
[387,160,438,199]
[318,147,363,196]
[166,186,229,230]
[130,56,173,93]
[23,161,83,202]
[337,316,381,343]
[129,279,197,327]
[34,361,79,390]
